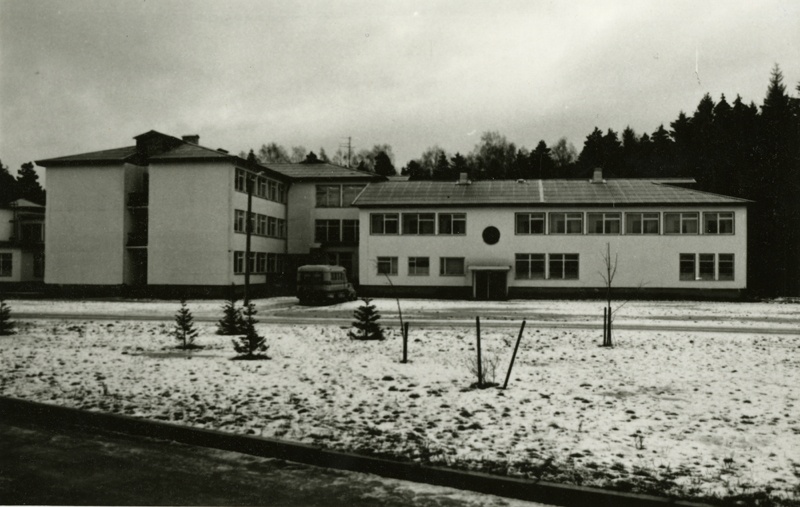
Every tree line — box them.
[0,161,46,205]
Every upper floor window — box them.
[316,185,341,207]
[20,223,45,243]
[233,251,245,274]
[235,168,247,192]
[626,212,660,234]
[402,213,435,235]
[277,218,286,239]
[277,183,286,203]
[268,180,278,201]
[256,177,267,197]
[587,213,621,234]
[234,209,246,232]
[438,213,466,235]
[549,212,583,234]
[370,213,399,235]
[665,213,698,234]
[342,220,359,243]
[440,257,465,276]
[256,215,267,236]
[267,216,277,237]
[315,219,341,243]
[342,185,366,206]
[515,213,545,235]
[704,212,734,234]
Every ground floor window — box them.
[377,256,398,276]
[0,253,11,277]
[680,253,735,281]
[327,252,354,275]
[549,254,579,279]
[33,252,44,278]
[233,251,245,274]
[440,257,465,276]
[408,257,430,276]
[515,254,545,279]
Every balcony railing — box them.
[128,192,148,207]
[127,232,148,247]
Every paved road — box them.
[0,421,549,507]
[14,311,800,335]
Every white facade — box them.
[358,205,747,296]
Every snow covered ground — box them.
[1,298,799,503]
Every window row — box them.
[679,253,735,281]
[314,219,359,243]
[515,211,734,235]
[235,168,286,203]
[234,210,286,238]
[515,254,580,280]
[316,185,366,208]
[233,251,287,274]
[377,256,466,276]
[371,213,467,235]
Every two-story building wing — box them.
[0,199,46,285]
[353,172,749,299]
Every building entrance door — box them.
[473,270,508,300]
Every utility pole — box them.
[243,151,257,305]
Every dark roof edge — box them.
[353,202,750,209]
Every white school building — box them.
[32,131,749,299]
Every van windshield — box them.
[299,272,325,283]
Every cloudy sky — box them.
[1,0,797,184]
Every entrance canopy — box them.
[467,265,511,271]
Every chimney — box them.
[591,167,605,184]
[182,134,200,144]
[456,172,471,185]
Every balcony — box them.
[128,192,148,207]
[127,232,148,247]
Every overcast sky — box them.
[1,0,797,185]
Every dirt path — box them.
[0,421,549,507]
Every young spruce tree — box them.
[217,289,245,335]
[0,299,15,336]
[172,299,199,349]
[348,297,384,340]
[233,302,269,359]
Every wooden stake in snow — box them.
[502,319,526,389]
[476,316,483,387]
[402,321,409,363]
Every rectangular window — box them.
[704,212,734,234]
[268,180,278,201]
[235,168,247,192]
[699,254,715,280]
[316,185,341,207]
[256,177,267,198]
[718,254,734,280]
[342,185,365,206]
[549,212,583,234]
[438,213,467,235]
[515,213,546,234]
[679,254,695,280]
[248,252,257,273]
[256,215,267,236]
[234,209,246,232]
[402,213,435,235]
[408,257,430,276]
[625,212,660,234]
[0,253,11,277]
[370,213,399,234]
[549,254,579,280]
[265,216,275,237]
[439,257,465,276]
[327,252,353,274]
[377,256,398,276]
[33,252,44,278]
[587,212,621,234]
[315,219,341,243]
[277,219,286,239]
[277,183,286,203]
[342,220,359,243]
[665,213,699,234]
[515,253,545,279]
[256,252,267,273]
[233,251,245,274]
[267,253,277,273]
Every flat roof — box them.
[353,180,751,207]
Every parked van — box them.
[296,265,357,305]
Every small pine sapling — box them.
[217,290,245,335]
[348,297,384,340]
[0,299,15,335]
[172,299,200,349]
[232,302,269,359]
